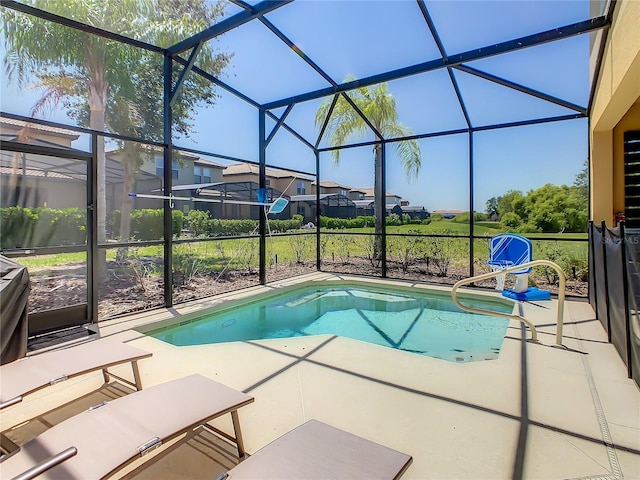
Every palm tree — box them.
[315,80,421,262]
[3,0,230,276]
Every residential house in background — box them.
[147,156,228,218]
[433,209,463,219]
[1,120,428,226]
[1,119,159,216]
[353,188,408,217]
[287,180,360,222]
[402,206,430,221]
[1,118,84,210]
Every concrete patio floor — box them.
[2,273,639,479]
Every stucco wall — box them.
[590,0,640,224]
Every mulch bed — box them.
[27,258,587,321]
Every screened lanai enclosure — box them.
[0,0,612,334]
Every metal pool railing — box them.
[451,260,566,345]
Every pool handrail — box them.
[451,260,566,345]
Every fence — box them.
[589,221,640,388]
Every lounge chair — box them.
[0,374,254,479]
[217,419,413,480]
[0,337,152,410]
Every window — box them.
[297,181,306,195]
[297,205,306,216]
[624,131,640,227]
[155,157,179,179]
[340,189,347,196]
[194,166,211,184]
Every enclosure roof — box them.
[290,194,338,201]
[0,118,79,139]
[194,158,226,168]
[402,206,429,212]
[223,162,314,180]
[184,180,286,201]
[169,183,222,192]
[0,0,612,150]
[0,147,160,185]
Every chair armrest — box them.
[10,447,77,480]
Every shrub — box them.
[388,230,426,272]
[426,230,458,276]
[125,209,183,240]
[109,210,122,238]
[130,209,163,240]
[535,241,568,284]
[207,218,258,236]
[288,234,313,263]
[516,223,542,234]
[173,243,202,283]
[51,208,86,245]
[0,206,85,248]
[386,213,401,226]
[268,217,303,233]
[326,229,353,264]
[172,210,184,237]
[187,210,210,236]
[500,212,522,229]
[319,215,375,229]
[110,208,182,240]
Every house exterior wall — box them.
[590,0,640,224]
[0,122,77,147]
[138,154,223,187]
[1,122,85,210]
[271,177,301,196]
[2,176,85,209]
[223,172,255,184]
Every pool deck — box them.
[2,272,639,479]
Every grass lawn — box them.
[15,219,588,275]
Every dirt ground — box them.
[27,258,587,321]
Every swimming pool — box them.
[142,281,515,362]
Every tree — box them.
[572,159,588,210]
[315,81,421,260]
[497,190,525,217]
[485,196,500,220]
[3,0,230,276]
[500,212,522,230]
[496,183,588,233]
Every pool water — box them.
[145,282,514,362]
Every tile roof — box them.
[0,118,79,138]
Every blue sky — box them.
[0,0,593,212]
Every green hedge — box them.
[185,212,303,237]
[319,216,375,229]
[318,215,414,229]
[0,207,187,247]
[6,205,420,247]
[110,209,183,240]
[0,206,86,248]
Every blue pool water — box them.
[145,282,514,362]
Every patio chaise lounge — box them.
[0,374,254,479]
[0,337,152,410]
[217,419,413,480]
